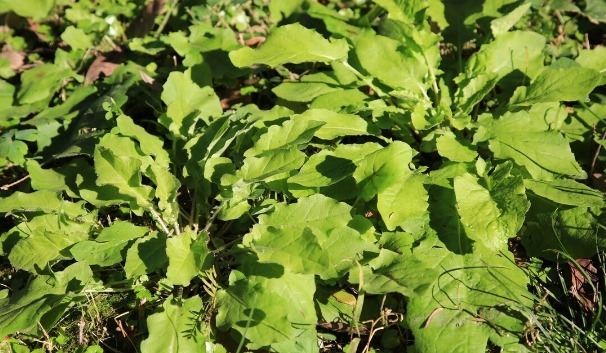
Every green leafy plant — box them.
[1,0,606,352]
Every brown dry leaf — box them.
[244,36,266,47]
[85,54,119,85]
[0,45,25,71]
[569,259,599,311]
[126,0,166,38]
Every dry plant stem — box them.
[147,207,171,235]
[0,174,29,190]
[590,129,606,175]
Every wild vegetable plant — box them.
[1,0,606,352]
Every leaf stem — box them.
[148,207,171,235]
[154,0,179,39]
[340,60,388,98]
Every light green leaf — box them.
[454,169,529,251]
[454,72,499,115]
[269,0,304,21]
[0,0,54,20]
[70,221,148,267]
[378,173,429,233]
[310,88,369,109]
[229,23,349,67]
[94,146,154,209]
[475,111,586,180]
[586,0,606,23]
[140,296,207,353]
[245,119,324,157]
[257,194,353,232]
[241,149,306,182]
[166,231,211,286]
[115,114,170,166]
[490,2,532,36]
[354,32,427,94]
[147,163,180,220]
[466,31,545,79]
[16,64,72,105]
[216,271,292,347]
[272,82,341,102]
[236,256,318,352]
[576,47,606,85]
[247,226,329,274]
[124,232,168,279]
[160,68,222,136]
[292,109,378,140]
[512,67,601,106]
[436,132,477,162]
[60,26,93,50]
[288,143,381,196]
[353,141,414,200]
[354,249,440,297]
[524,179,604,208]
[0,189,87,217]
[9,228,86,272]
[0,79,14,107]
[406,244,531,353]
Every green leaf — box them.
[166,230,211,286]
[9,228,87,272]
[0,0,54,20]
[244,194,377,279]
[236,256,318,352]
[245,119,324,157]
[353,141,414,200]
[94,146,154,209]
[216,271,292,347]
[140,296,207,353]
[246,226,329,274]
[0,134,27,165]
[115,114,170,166]
[0,79,14,107]
[475,111,586,180]
[242,149,306,182]
[378,173,429,233]
[288,143,381,196]
[512,67,601,106]
[229,23,349,67]
[436,132,477,162]
[586,0,606,23]
[454,72,499,115]
[0,262,93,338]
[523,201,605,260]
[160,68,222,136]
[272,82,341,102]
[292,109,378,140]
[0,189,87,217]
[525,179,605,208]
[469,30,545,79]
[16,64,72,105]
[60,26,93,50]
[124,232,168,279]
[70,221,148,267]
[490,2,532,36]
[355,249,440,297]
[575,47,606,86]
[454,169,529,251]
[269,0,305,21]
[406,244,531,353]
[354,32,427,94]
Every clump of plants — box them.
[1,0,606,352]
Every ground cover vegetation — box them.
[0,0,606,352]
